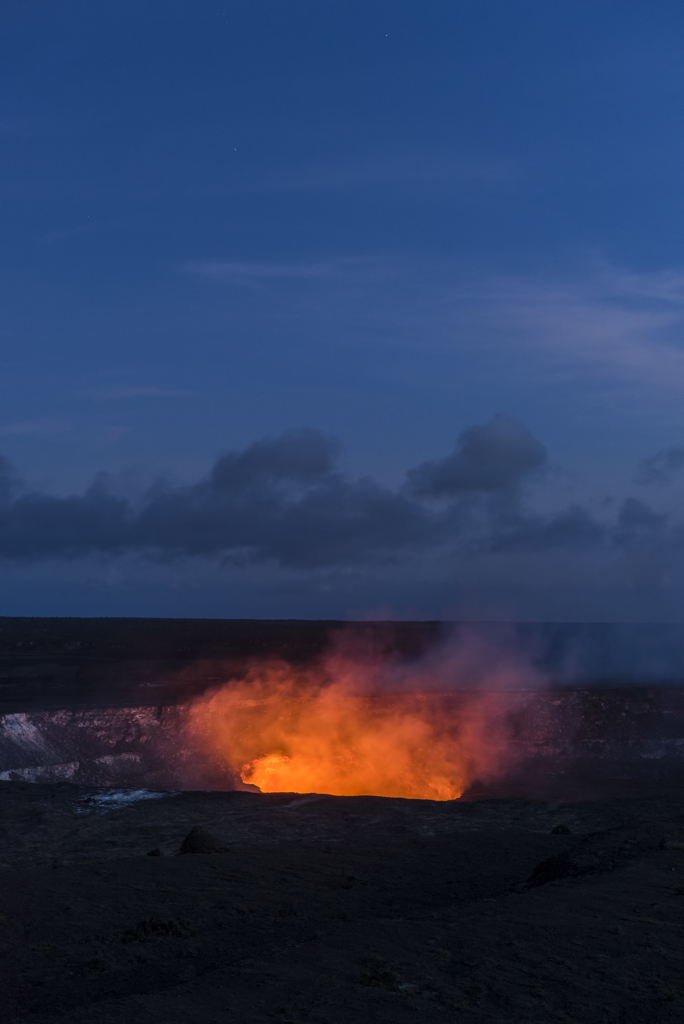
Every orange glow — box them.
[238,689,465,799]
[187,646,532,800]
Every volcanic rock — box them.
[3,782,684,1023]
[178,826,225,855]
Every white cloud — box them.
[448,263,684,395]
[182,249,684,404]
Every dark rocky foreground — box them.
[2,781,684,1024]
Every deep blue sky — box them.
[3,0,684,619]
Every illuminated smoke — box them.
[186,630,545,800]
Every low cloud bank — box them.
[0,416,678,570]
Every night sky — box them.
[2,1,684,620]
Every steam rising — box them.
[185,629,545,800]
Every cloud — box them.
[617,497,666,532]
[209,428,340,487]
[406,415,547,498]
[184,260,336,283]
[0,418,680,578]
[174,148,520,200]
[0,428,429,567]
[77,386,193,400]
[247,152,521,194]
[450,263,684,398]
[636,445,684,484]
[486,504,606,553]
[0,457,18,505]
[133,430,431,568]
[0,419,540,566]
[0,419,70,438]
[184,253,684,413]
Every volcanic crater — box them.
[2,618,684,1024]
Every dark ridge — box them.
[0,617,445,712]
[3,618,684,713]
[0,616,455,659]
